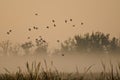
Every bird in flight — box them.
[36,27,38,30]
[46,26,49,29]
[72,25,75,27]
[28,37,30,39]
[36,38,38,41]
[70,19,72,21]
[7,29,12,35]
[35,13,38,16]
[52,20,55,23]
[65,20,67,23]
[28,28,31,31]
[81,22,84,25]
[33,26,38,30]
[54,24,56,27]
[9,30,12,32]
[57,40,60,43]
[7,32,10,35]
[43,40,46,42]
[61,54,64,56]
[33,26,36,29]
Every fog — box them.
[0,53,120,73]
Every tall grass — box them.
[0,60,120,80]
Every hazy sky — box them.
[0,0,120,48]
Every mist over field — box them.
[0,31,120,75]
[0,0,120,79]
[0,52,120,73]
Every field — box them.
[0,56,120,80]
[0,0,120,79]
[0,32,120,80]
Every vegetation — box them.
[0,37,48,55]
[0,61,120,80]
[61,32,120,54]
[0,40,12,55]
[21,41,34,54]
[0,32,120,55]
[21,37,48,55]
[34,37,48,54]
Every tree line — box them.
[0,32,120,55]
[61,32,120,54]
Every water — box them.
[0,53,120,73]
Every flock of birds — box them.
[7,30,12,35]
[6,13,84,56]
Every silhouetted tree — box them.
[35,39,48,54]
[61,38,76,53]
[60,32,120,54]
[0,40,12,55]
[21,41,34,54]
[109,37,120,53]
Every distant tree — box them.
[0,40,12,55]
[21,41,34,54]
[61,38,76,53]
[109,37,120,53]
[34,38,48,54]
[9,44,21,55]
[60,32,120,54]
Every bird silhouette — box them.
[28,28,31,31]
[72,25,75,27]
[46,26,49,29]
[81,22,84,25]
[43,40,46,42]
[9,30,12,32]
[65,20,67,23]
[35,27,38,30]
[36,39,38,41]
[35,13,38,16]
[28,37,30,39]
[62,54,64,56]
[33,26,36,29]
[52,20,55,23]
[70,19,72,21]
[57,40,60,43]
[54,24,56,27]
[7,32,10,35]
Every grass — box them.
[0,60,120,80]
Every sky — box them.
[0,0,120,49]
